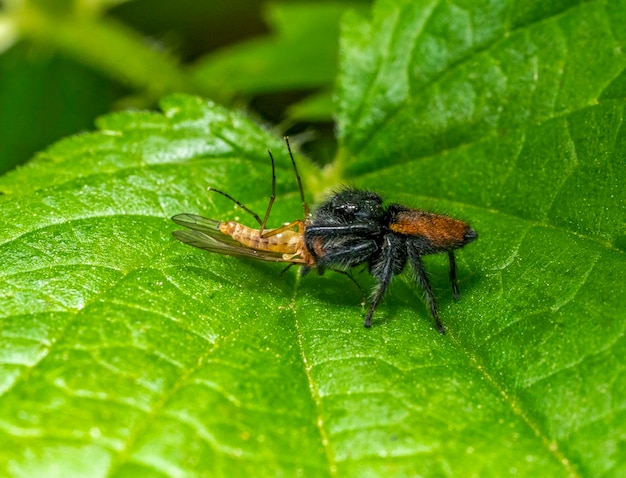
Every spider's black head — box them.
[313,188,385,225]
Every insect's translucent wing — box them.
[171,213,219,232]
[172,230,306,263]
[171,214,306,264]
[172,213,244,248]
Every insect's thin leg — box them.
[207,188,263,226]
[411,254,445,334]
[449,251,460,301]
[261,220,304,238]
[284,136,310,218]
[327,268,366,298]
[280,263,297,276]
[280,265,361,294]
[258,149,277,237]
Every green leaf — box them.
[337,0,626,174]
[1,1,625,478]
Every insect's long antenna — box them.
[284,136,310,218]
[207,188,263,226]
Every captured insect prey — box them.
[172,137,478,333]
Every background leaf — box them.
[192,2,362,101]
[0,43,126,173]
[1,1,625,477]
[0,0,363,173]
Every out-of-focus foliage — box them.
[0,0,366,172]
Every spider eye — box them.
[336,203,358,217]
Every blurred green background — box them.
[0,0,370,174]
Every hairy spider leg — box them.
[318,241,378,272]
[304,223,382,262]
[408,249,445,334]
[364,235,405,328]
[448,251,460,301]
[305,224,382,235]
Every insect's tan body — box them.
[219,220,314,265]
